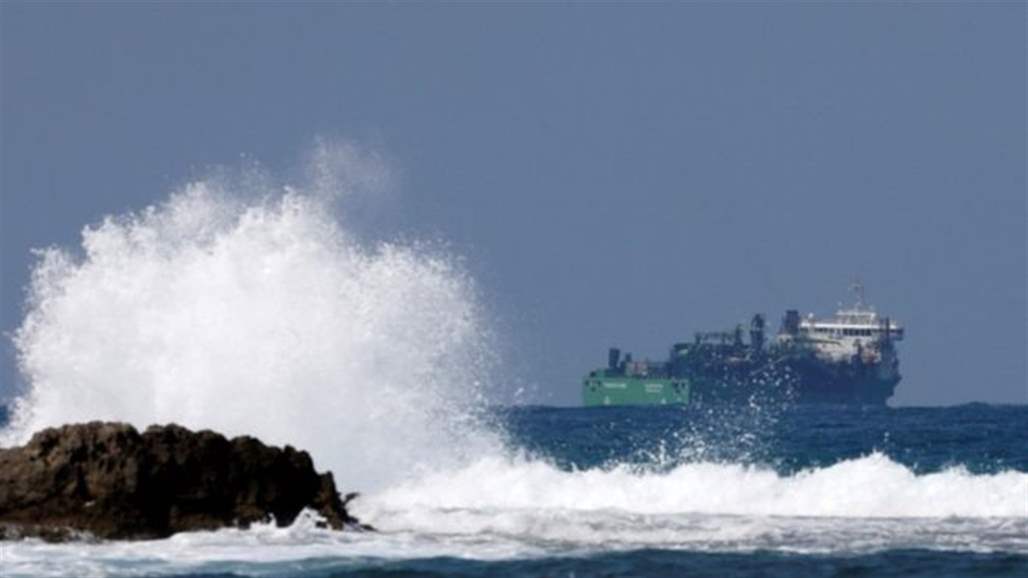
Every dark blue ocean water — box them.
[497,403,1028,476]
[2,403,1026,578]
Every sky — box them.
[1,3,1024,406]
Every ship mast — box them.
[850,278,867,312]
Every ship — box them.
[583,283,905,406]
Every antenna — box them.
[850,278,866,310]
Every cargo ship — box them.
[583,283,905,406]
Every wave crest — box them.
[364,452,1028,521]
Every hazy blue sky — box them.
[2,3,1024,405]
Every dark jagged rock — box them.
[0,422,367,541]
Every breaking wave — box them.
[341,451,1028,557]
[363,452,1028,522]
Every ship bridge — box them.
[779,282,904,362]
[801,309,905,341]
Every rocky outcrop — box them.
[0,422,366,541]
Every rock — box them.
[0,422,368,540]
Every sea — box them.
[2,403,1026,578]
[0,147,1025,576]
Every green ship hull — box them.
[583,372,898,407]
[582,372,689,406]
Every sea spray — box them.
[3,142,502,491]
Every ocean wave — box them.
[364,452,1027,520]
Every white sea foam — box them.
[2,141,501,491]
[341,452,1028,560]
[363,452,1028,521]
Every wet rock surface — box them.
[0,422,365,540]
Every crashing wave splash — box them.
[3,141,500,492]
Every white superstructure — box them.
[778,282,904,363]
